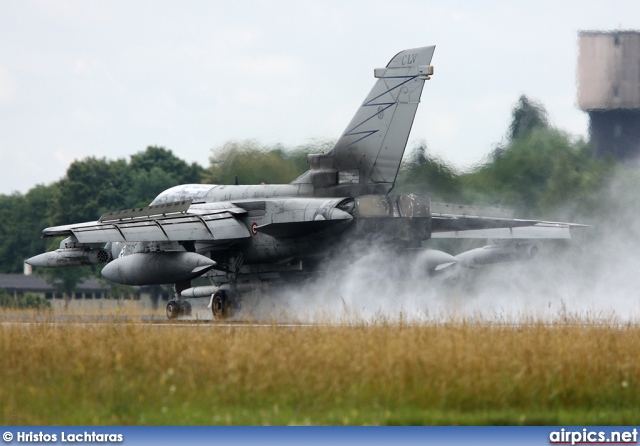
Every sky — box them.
[0,0,638,195]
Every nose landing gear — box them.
[166,299,192,319]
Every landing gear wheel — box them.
[179,300,192,317]
[211,291,233,320]
[166,300,180,319]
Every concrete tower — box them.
[577,30,640,160]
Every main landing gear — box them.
[209,289,242,320]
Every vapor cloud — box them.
[230,169,640,325]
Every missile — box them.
[455,243,538,266]
[101,251,217,286]
[26,248,112,268]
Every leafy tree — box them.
[461,128,613,219]
[0,193,27,272]
[41,266,92,301]
[23,185,59,257]
[285,139,335,174]
[129,146,206,207]
[508,95,549,141]
[204,139,331,185]
[0,95,624,294]
[51,157,132,225]
[0,288,51,310]
[394,142,462,202]
[129,146,204,183]
[0,185,58,273]
[129,166,182,207]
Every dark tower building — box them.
[578,30,640,160]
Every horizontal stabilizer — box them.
[431,223,582,239]
[432,216,540,232]
[430,201,586,239]
[431,201,514,219]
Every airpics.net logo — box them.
[549,428,638,445]
[3,431,124,443]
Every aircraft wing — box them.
[40,200,251,243]
[429,202,585,239]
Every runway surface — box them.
[0,313,321,327]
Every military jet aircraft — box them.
[26,46,583,319]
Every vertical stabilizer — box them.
[293,46,436,197]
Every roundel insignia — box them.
[251,222,258,236]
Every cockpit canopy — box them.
[150,184,216,206]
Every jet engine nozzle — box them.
[101,251,216,286]
[26,248,112,268]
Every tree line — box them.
[0,95,633,289]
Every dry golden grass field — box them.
[1,310,639,425]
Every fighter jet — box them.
[26,46,583,319]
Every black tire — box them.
[166,300,180,319]
[211,291,233,320]
[179,300,192,316]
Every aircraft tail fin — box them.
[293,46,436,197]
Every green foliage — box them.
[51,157,132,225]
[49,146,204,225]
[460,128,614,218]
[103,281,140,300]
[204,139,332,185]
[0,186,56,273]
[0,289,51,310]
[394,142,462,202]
[396,99,614,221]
[508,95,549,141]
[0,193,27,273]
[39,265,93,300]
[0,95,628,285]
[129,146,203,180]
[129,146,205,208]
[0,145,208,274]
